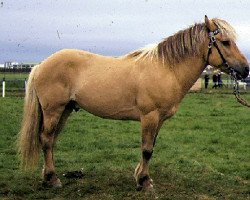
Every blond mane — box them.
[126,18,237,65]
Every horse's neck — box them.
[172,56,206,94]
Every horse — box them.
[18,16,249,191]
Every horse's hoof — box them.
[136,185,143,191]
[143,181,154,191]
[145,183,154,191]
[136,178,154,191]
[42,178,62,188]
[52,178,62,188]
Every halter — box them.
[205,27,233,73]
[205,27,250,107]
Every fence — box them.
[0,68,31,73]
[199,74,249,92]
[1,75,250,98]
[1,78,27,97]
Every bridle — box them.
[205,27,250,107]
[205,27,233,73]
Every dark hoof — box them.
[136,185,143,191]
[43,172,62,188]
[136,176,154,191]
[42,178,62,188]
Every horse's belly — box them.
[79,102,140,120]
[75,91,140,121]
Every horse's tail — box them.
[18,65,42,170]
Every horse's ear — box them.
[204,15,212,31]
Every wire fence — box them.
[1,78,27,97]
[0,71,29,97]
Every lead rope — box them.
[230,69,250,107]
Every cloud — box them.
[1,0,250,62]
[234,24,250,42]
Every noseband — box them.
[205,28,250,107]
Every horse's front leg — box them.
[134,110,161,191]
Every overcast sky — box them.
[1,0,250,63]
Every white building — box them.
[1,61,38,69]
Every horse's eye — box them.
[221,41,230,46]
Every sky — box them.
[1,0,250,63]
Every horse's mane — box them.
[125,18,237,65]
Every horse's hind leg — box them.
[40,105,66,187]
[134,111,162,191]
[54,103,74,141]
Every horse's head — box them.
[204,16,249,79]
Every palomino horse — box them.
[18,16,249,190]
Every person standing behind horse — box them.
[204,73,210,89]
[218,72,223,88]
[212,73,218,89]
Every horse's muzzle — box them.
[234,64,249,80]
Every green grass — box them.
[0,94,249,199]
[0,72,29,80]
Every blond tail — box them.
[17,66,42,170]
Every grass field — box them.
[0,72,29,80]
[0,93,249,199]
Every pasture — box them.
[0,93,249,199]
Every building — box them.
[1,62,39,69]
[0,62,39,72]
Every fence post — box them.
[24,78,27,93]
[2,78,5,97]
